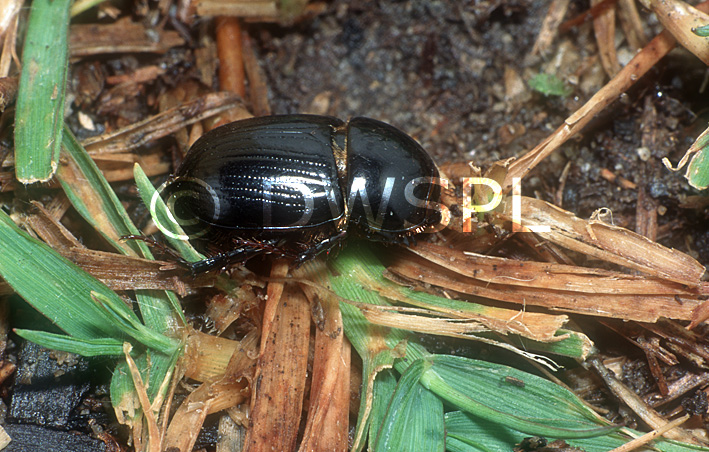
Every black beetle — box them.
[162,114,441,273]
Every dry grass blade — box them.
[244,281,310,451]
[591,0,621,77]
[499,197,706,286]
[183,330,257,383]
[82,92,247,154]
[389,253,702,323]
[608,414,690,452]
[530,0,570,57]
[298,265,350,452]
[410,242,698,296]
[69,17,184,57]
[617,0,648,49]
[0,148,172,191]
[164,330,257,451]
[163,379,249,451]
[49,249,203,293]
[335,246,571,343]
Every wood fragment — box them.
[599,168,637,189]
[216,17,246,99]
[559,0,619,33]
[644,321,709,366]
[196,0,279,20]
[646,372,709,408]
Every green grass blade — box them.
[133,163,203,263]
[420,355,614,439]
[59,125,185,421]
[14,0,71,183]
[665,124,709,190]
[445,411,709,452]
[111,348,181,422]
[0,208,129,340]
[366,368,398,452]
[58,126,149,255]
[373,359,445,452]
[325,247,706,449]
[14,330,124,356]
[0,207,180,358]
[91,292,178,355]
[59,126,185,327]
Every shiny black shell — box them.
[167,114,440,270]
[171,115,346,239]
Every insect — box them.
[503,376,526,388]
[162,114,442,274]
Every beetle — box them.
[161,114,441,274]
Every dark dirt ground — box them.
[2,0,709,450]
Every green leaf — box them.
[445,411,709,452]
[14,330,124,357]
[373,359,445,452]
[686,143,709,190]
[59,126,185,330]
[420,355,615,439]
[133,163,203,263]
[14,0,71,183]
[0,208,130,340]
[528,73,572,97]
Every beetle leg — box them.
[292,230,348,267]
[188,238,295,275]
[188,246,268,275]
